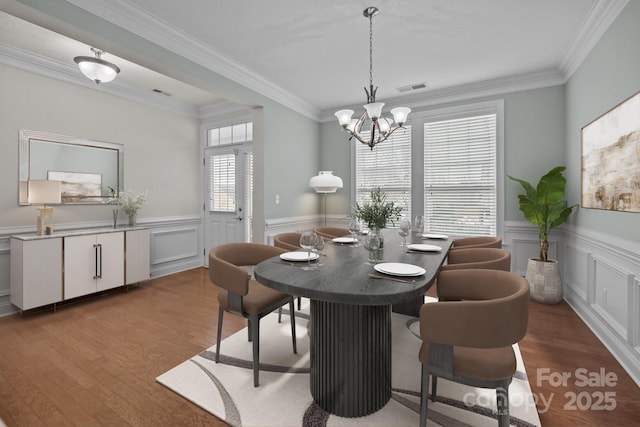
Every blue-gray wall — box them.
[565,0,640,242]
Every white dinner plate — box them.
[332,237,358,244]
[374,262,426,277]
[406,244,442,252]
[280,251,319,262]
[422,233,449,239]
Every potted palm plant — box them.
[508,166,577,303]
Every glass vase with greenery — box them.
[352,187,403,230]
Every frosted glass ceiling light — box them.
[74,48,120,84]
[334,7,411,150]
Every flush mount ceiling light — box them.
[73,47,120,84]
[335,7,411,150]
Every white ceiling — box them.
[0,0,628,118]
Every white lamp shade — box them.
[346,119,358,132]
[28,180,61,205]
[364,102,385,120]
[378,117,391,133]
[391,107,411,125]
[335,109,354,127]
[309,171,343,193]
[74,56,120,83]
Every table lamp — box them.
[309,171,343,226]
[28,180,62,235]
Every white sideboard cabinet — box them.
[10,237,63,310]
[64,232,125,300]
[10,227,150,311]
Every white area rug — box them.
[157,300,541,427]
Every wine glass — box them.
[398,219,411,246]
[414,215,424,234]
[299,231,319,270]
[313,236,325,267]
[348,218,361,246]
[363,232,381,264]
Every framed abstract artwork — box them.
[48,171,102,203]
[581,91,640,212]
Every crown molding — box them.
[560,0,628,79]
[319,69,565,122]
[66,0,322,121]
[0,42,206,118]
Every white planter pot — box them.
[525,258,563,304]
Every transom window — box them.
[208,122,253,146]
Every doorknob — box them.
[233,216,243,221]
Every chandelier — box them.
[74,48,120,84]
[335,7,411,150]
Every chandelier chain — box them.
[369,12,373,91]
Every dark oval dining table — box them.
[254,231,453,418]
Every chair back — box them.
[274,232,301,251]
[442,248,511,272]
[209,243,286,296]
[421,269,529,349]
[450,236,502,250]
[313,226,350,239]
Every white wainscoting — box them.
[504,221,640,387]
[0,215,203,317]
[263,214,349,245]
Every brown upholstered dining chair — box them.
[209,243,297,387]
[419,269,530,427]
[313,226,350,239]
[442,247,511,272]
[450,235,502,250]
[274,232,302,251]
[426,247,511,304]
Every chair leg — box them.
[420,364,429,427]
[496,384,510,427]
[215,308,224,363]
[297,296,301,310]
[278,307,282,323]
[250,314,260,387]
[248,320,252,341]
[431,375,438,402]
[289,299,297,354]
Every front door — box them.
[204,145,253,255]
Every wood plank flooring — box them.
[0,267,638,426]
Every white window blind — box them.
[209,153,236,212]
[355,127,412,223]
[424,113,496,236]
[243,152,253,242]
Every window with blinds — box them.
[243,152,253,242]
[424,113,496,236]
[355,127,412,223]
[209,153,236,212]
[208,122,253,146]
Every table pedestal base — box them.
[310,300,391,417]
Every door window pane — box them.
[209,153,236,212]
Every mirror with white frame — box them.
[19,129,124,205]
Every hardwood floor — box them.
[0,267,638,426]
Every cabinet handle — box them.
[93,243,103,279]
[97,243,102,279]
[93,244,98,279]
